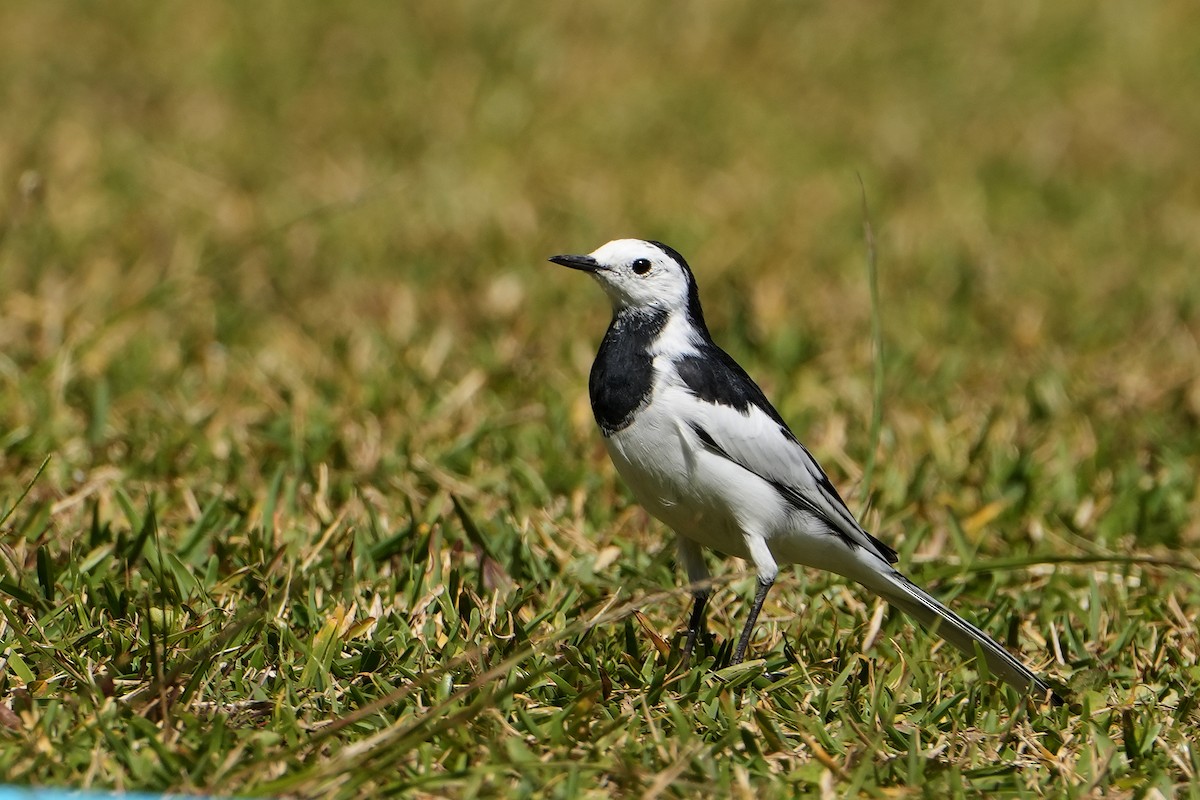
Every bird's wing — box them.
[673,346,898,564]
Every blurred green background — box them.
[1,1,1198,796]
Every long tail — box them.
[858,566,1063,705]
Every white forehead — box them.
[590,239,671,265]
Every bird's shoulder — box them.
[670,341,791,431]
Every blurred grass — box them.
[1,1,1199,796]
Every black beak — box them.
[548,253,601,273]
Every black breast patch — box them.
[589,308,668,435]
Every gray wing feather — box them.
[685,399,897,563]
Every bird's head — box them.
[549,239,705,325]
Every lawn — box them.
[1,2,1198,797]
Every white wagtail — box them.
[551,238,1062,703]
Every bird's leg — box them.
[732,536,779,665]
[732,577,774,664]
[682,589,709,663]
[678,537,710,663]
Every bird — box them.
[550,238,1061,703]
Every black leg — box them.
[682,590,709,664]
[676,537,711,665]
[732,576,774,665]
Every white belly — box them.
[602,397,787,561]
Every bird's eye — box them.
[632,258,652,275]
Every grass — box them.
[2,1,1199,796]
